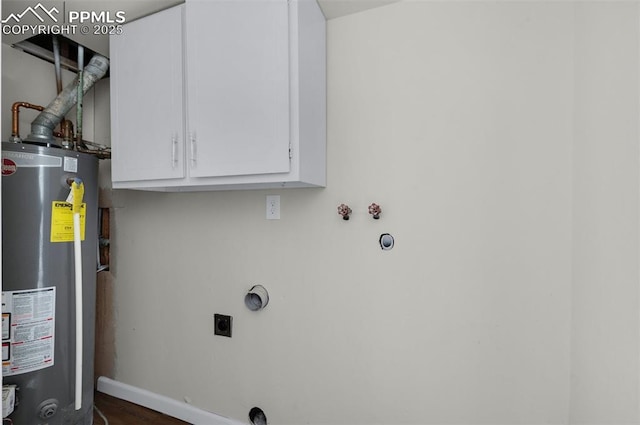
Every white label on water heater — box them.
[1,287,55,377]
[64,156,78,173]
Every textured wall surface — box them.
[110,2,639,424]
[4,2,638,424]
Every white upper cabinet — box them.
[186,0,290,178]
[110,0,326,191]
[110,5,185,183]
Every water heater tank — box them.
[1,142,98,424]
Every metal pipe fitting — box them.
[26,54,109,146]
[10,102,45,142]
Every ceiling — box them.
[318,0,400,19]
[1,0,402,57]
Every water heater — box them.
[2,142,98,424]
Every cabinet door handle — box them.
[190,133,197,167]
[171,135,178,169]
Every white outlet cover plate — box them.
[266,195,280,220]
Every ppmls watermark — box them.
[2,2,125,36]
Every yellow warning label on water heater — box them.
[50,202,86,242]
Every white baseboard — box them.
[96,376,246,425]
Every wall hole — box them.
[245,285,269,311]
[249,407,267,425]
[379,233,394,250]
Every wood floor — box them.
[93,391,191,425]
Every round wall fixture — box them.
[379,233,394,250]
[245,285,269,311]
[249,407,268,425]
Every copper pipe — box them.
[11,102,44,140]
[61,120,74,143]
[75,144,111,159]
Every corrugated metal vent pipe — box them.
[26,54,109,145]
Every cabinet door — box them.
[110,5,185,183]
[186,0,291,178]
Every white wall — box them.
[570,3,639,423]
[110,2,640,424]
[2,1,638,424]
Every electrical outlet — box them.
[266,195,280,220]
[214,314,232,337]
